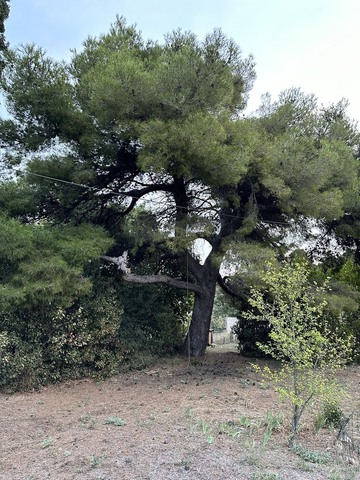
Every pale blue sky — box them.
[4,0,360,121]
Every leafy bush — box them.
[118,282,189,356]
[0,331,44,391]
[233,315,272,357]
[0,281,124,391]
[315,401,344,431]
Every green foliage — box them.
[0,214,113,309]
[0,279,124,391]
[314,401,344,431]
[291,443,332,464]
[246,261,353,446]
[233,315,271,358]
[262,411,283,446]
[103,417,126,426]
[0,330,44,391]
[1,16,359,359]
[0,0,9,65]
[118,282,189,355]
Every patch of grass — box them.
[40,436,55,449]
[198,419,214,444]
[251,473,283,480]
[89,454,103,468]
[262,411,283,446]
[291,443,332,464]
[79,414,97,429]
[219,415,259,439]
[184,407,214,443]
[103,416,126,426]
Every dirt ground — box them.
[1,343,360,480]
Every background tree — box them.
[0,0,9,67]
[0,18,358,357]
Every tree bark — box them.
[103,252,219,357]
[181,259,218,357]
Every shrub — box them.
[0,331,44,391]
[246,261,353,446]
[233,315,271,357]
[0,281,124,390]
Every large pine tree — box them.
[0,18,358,356]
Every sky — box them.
[4,0,360,122]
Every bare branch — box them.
[217,273,248,302]
[102,254,202,293]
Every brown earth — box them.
[1,343,360,480]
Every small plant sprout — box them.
[197,419,214,444]
[262,411,283,446]
[89,454,103,468]
[246,261,353,447]
[103,416,126,426]
[40,437,55,449]
[185,407,196,433]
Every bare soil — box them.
[1,344,360,480]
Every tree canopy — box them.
[0,17,359,357]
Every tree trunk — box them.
[182,261,218,357]
[103,251,219,357]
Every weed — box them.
[329,467,360,480]
[40,436,55,449]
[241,452,261,466]
[291,443,332,464]
[262,411,283,446]
[89,454,103,468]
[219,416,259,439]
[174,456,192,470]
[315,402,344,432]
[258,381,270,390]
[64,450,72,457]
[198,419,214,444]
[184,407,196,433]
[103,416,126,426]
[296,459,314,472]
[251,472,283,480]
[79,414,97,429]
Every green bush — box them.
[315,402,344,431]
[118,282,189,356]
[0,331,44,391]
[233,315,272,357]
[0,282,124,391]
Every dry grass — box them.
[1,344,360,480]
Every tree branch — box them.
[217,273,248,302]
[102,254,202,293]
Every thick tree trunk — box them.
[182,261,218,357]
[103,251,219,357]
